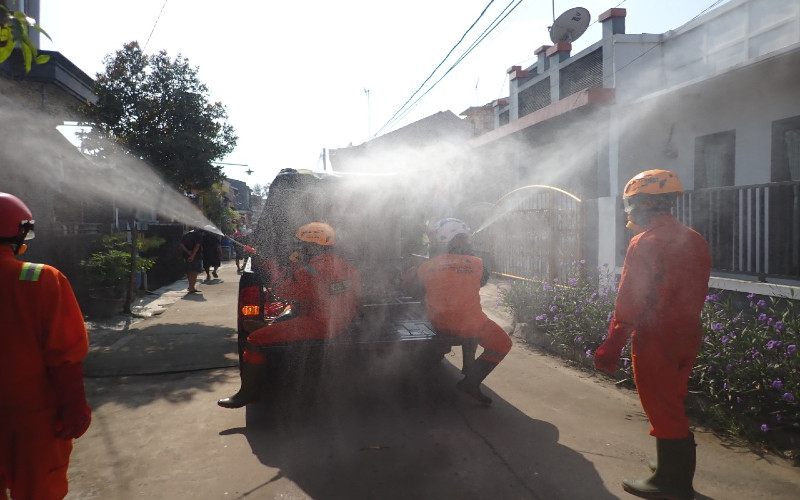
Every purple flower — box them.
[574,336,583,343]
[549,305,557,312]
[726,364,733,372]
[585,349,593,358]
[711,322,724,331]
[772,380,783,389]
[761,424,769,432]
[757,300,767,307]
[758,313,768,322]
[536,314,547,321]
[775,321,784,333]
[721,336,730,344]
[787,345,797,356]
[766,340,782,350]
[705,294,719,302]
[776,413,783,422]
[784,393,795,402]
[751,349,761,359]
[736,397,743,404]
[747,293,755,299]
[723,382,728,390]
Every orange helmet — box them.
[623,169,683,198]
[295,222,335,246]
[0,192,35,240]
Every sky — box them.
[39,0,731,189]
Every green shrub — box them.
[80,233,164,291]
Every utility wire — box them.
[372,0,498,138]
[143,0,170,51]
[383,0,525,133]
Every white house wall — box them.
[594,0,800,288]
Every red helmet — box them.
[0,192,35,240]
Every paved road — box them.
[66,262,800,499]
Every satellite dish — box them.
[549,7,591,44]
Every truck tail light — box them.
[239,286,261,317]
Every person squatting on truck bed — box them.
[0,192,92,499]
[593,169,711,500]
[404,218,512,406]
[218,222,361,409]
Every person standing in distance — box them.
[0,192,92,499]
[594,170,711,500]
[180,227,204,293]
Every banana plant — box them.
[0,5,51,73]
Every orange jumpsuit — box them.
[245,253,361,358]
[609,214,710,439]
[0,246,89,500]
[417,254,511,363]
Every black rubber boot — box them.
[622,433,696,500]
[456,358,498,406]
[217,362,266,409]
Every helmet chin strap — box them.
[625,215,646,233]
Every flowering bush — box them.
[499,262,800,450]
[693,292,800,439]
[498,261,630,378]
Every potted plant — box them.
[80,233,163,317]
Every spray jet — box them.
[201,224,257,255]
[472,184,582,236]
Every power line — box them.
[380,0,525,134]
[372,0,499,138]
[143,0,169,51]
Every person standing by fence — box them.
[594,170,711,500]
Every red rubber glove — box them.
[49,362,92,440]
[594,317,632,374]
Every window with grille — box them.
[559,48,603,99]
[518,78,550,118]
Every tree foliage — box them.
[80,42,237,192]
[0,2,50,72]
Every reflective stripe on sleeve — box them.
[19,262,44,282]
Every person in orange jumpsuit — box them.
[594,170,711,500]
[0,192,91,500]
[218,222,361,408]
[415,218,512,405]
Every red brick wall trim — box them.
[546,43,572,57]
[469,87,616,148]
[599,8,627,22]
[534,45,552,55]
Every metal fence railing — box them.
[677,181,800,281]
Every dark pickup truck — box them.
[235,168,462,379]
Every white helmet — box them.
[428,218,471,252]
